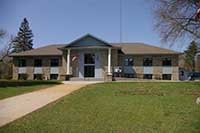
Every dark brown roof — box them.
[10,42,181,57]
[10,45,64,57]
[111,43,181,55]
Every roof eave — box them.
[10,54,62,57]
[122,52,182,55]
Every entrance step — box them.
[70,77,104,81]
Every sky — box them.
[0,0,188,51]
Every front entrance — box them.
[84,66,95,77]
[84,53,95,77]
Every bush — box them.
[0,62,12,79]
[0,80,62,87]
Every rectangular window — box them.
[162,74,172,80]
[51,59,59,67]
[34,59,42,67]
[143,57,152,66]
[34,74,43,80]
[162,57,172,66]
[124,74,135,78]
[18,59,26,67]
[18,74,27,80]
[50,74,58,80]
[84,54,95,64]
[124,58,134,66]
[143,74,152,79]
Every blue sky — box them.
[0,0,187,51]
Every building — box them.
[11,34,181,81]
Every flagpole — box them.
[120,0,122,43]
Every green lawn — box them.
[1,82,200,133]
[0,80,61,99]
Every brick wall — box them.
[13,56,64,80]
[117,54,179,80]
[12,52,180,81]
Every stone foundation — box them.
[105,74,113,82]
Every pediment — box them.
[64,34,112,48]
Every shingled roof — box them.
[10,43,181,57]
[10,45,64,57]
[111,43,181,55]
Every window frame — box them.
[34,59,42,67]
[18,59,26,67]
[50,74,58,80]
[143,57,153,66]
[124,57,134,66]
[18,74,27,80]
[162,57,172,66]
[84,53,95,65]
[34,74,43,80]
[143,74,153,79]
[50,59,59,67]
[162,74,172,80]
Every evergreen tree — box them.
[184,41,198,72]
[12,18,33,53]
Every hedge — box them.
[0,80,62,87]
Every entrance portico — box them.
[61,34,118,81]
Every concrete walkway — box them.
[0,81,100,127]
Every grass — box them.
[0,80,61,99]
[0,82,200,133]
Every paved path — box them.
[0,81,101,127]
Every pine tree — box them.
[12,18,33,53]
[184,41,198,72]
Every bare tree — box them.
[153,0,200,45]
[0,34,13,79]
[0,36,14,62]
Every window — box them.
[84,54,95,64]
[18,74,27,80]
[143,57,152,66]
[50,74,58,80]
[124,74,135,78]
[34,74,43,80]
[18,59,26,67]
[124,58,134,66]
[162,57,172,66]
[51,59,59,67]
[34,59,42,67]
[180,71,184,76]
[143,74,152,79]
[162,74,172,80]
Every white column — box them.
[108,48,112,75]
[67,49,71,75]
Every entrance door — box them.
[84,53,95,77]
[84,66,95,77]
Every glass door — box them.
[84,53,95,77]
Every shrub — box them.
[0,62,12,79]
[0,80,62,87]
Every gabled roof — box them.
[63,34,113,48]
[10,45,64,57]
[111,43,181,55]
